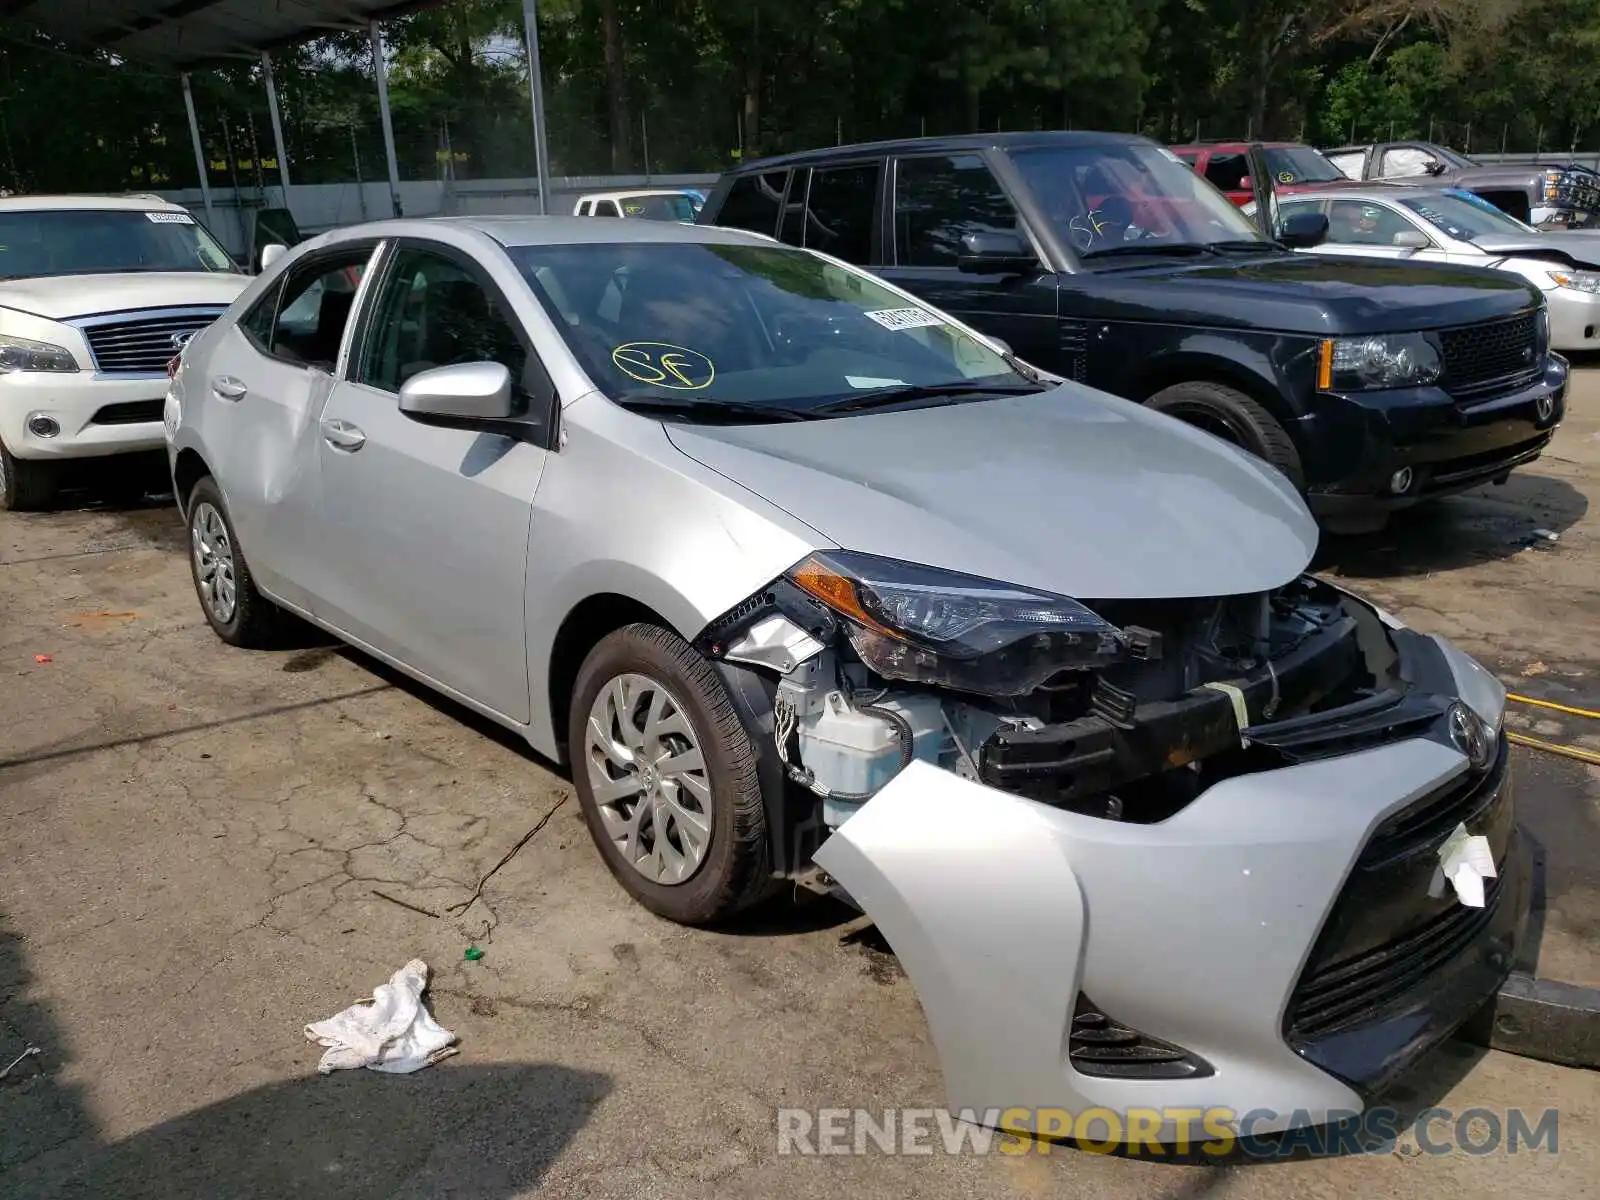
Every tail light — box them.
[166,354,181,379]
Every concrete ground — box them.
[2,373,1598,1199]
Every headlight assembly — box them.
[1546,268,1600,294]
[1319,333,1441,391]
[0,333,79,374]
[787,550,1125,697]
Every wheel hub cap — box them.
[584,673,713,886]
[190,501,238,624]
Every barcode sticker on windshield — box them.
[863,307,944,331]
[146,211,195,224]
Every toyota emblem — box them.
[1447,702,1494,772]
[171,330,196,351]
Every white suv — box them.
[0,194,252,510]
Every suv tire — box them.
[0,441,59,512]
[1146,381,1304,488]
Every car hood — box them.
[664,386,1318,600]
[1076,252,1541,336]
[0,272,250,321]
[1473,232,1600,267]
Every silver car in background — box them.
[1255,184,1600,351]
[165,216,1528,1144]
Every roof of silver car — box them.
[324,214,780,249]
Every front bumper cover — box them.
[813,636,1526,1142]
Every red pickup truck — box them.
[1169,141,1366,207]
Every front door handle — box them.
[320,418,366,452]
[211,376,248,402]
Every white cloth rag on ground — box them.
[304,958,459,1074]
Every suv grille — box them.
[83,309,224,375]
[1437,312,1541,400]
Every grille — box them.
[1286,875,1501,1038]
[1360,735,1509,869]
[91,400,164,426]
[83,309,224,375]
[1436,312,1541,400]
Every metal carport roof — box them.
[9,0,554,219]
[9,0,439,67]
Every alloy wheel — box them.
[584,672,714,885]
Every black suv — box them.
[698,131,1568,532]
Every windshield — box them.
[0,208,238,279]
[1264,146,1346,184]
[620,194,697,221]
[1400,190,1535,240]
[1006,143,1266,258]
[508,241,1026,419]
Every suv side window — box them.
[255,249,372,370]
[715,170,789,236]
[1203,153,1250,192]
[802,161,881,263]
[356,246,529,401]
[1325,151,1366,180]
[893,153,1022,267]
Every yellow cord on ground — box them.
[1506,692,1600,721]
[1507,730,1600,768]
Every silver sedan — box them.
[1255,183,1600,350]
[165,215,1526,1145]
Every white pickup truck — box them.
[0,194,252,510]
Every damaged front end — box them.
[699,550,1454,841]
[695,553,1530,1139]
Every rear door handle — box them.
[211,376,248,401]
[320,418,366,452]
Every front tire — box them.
[1146,380,1304,488]
[568,623,772,925]
[186,476,281,648]
[0,441,58,512]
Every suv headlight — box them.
[0,334,79,374]
[1546,268,1600,294]
[1320,333,1441,390]
[788,551,1125,697]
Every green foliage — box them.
[0,0,1596,194]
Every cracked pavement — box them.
[1,377,1598,1198]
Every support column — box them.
[368,21,403,218]
[261,51,292,196]
[180,72,215,226]
[521,0,552,215]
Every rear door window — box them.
[802,161,882,263]
[892,153,1023,267]
[1202,153,1250,193]
[714,170,789,236]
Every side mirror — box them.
[1392,229,1430,251]
[399,362,514,425]
[1278,211,1329,249]
[957,231,1039,275]
[1424,160,1447,177]
[259,242,289,272]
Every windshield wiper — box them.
[1078,242,1216,260]
[808,381,1045,415]
[612,394,809,424]
[1206,239,1282,253]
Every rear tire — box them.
[568,623,772,926]
[185,476,282,648]
[0,441,58,512]
[1146,380,1304,488]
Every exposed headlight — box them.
[1321,333,1441,390]
[788,550,1124,697]
[0,334,79,374]
[1546,268,1600,293]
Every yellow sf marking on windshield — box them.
[611,342,717,390]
